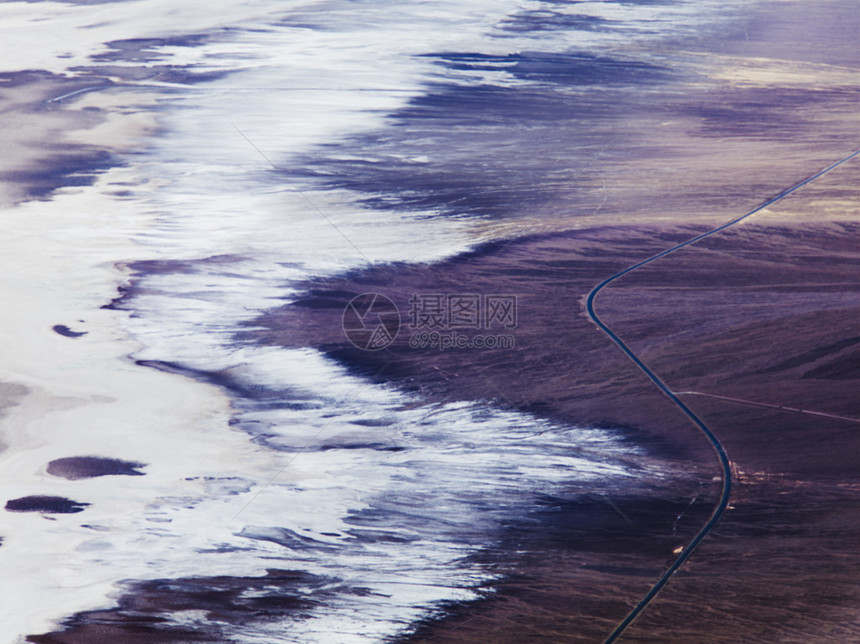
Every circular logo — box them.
[342,293,400,350]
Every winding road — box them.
[586,148,860,643]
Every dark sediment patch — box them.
[47,456,146,480]
[91,35,212,64]
[52,325,87,338]
[27,569,363,644]
[424,51,670,86]
[283,44,683,223]
[499,9,613,34]
[6,496,89,514]
[291,75,646,220]
[70,32,234,85]
[2,147,115,196]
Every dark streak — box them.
[5,496,90,514]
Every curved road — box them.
[586,148,860,644]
